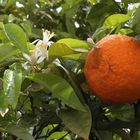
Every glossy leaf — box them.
[49,43,75,60]
[57,38,91,51]
[0,90,9,117]
[103,14,130,27]
[27,73,86,112]
[47,131,68,140]
[3,69,22,109]
[0,44,19,62]
[49,39,90,61]
[4,23,28,53]
[118,28,133,35]
[59,105,92,139]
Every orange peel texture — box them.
[84,35,140,104]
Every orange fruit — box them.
[84,35,140,104]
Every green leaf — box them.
[0,44,19,62]
[4,23,28,53]
[63,53,87,60]
[59,105,92,139]
[118,28,133,35]
[0,22,9,43]
[57,38,91,51]
[88,0,100,4]
[47,131,68,140]
[65,3,81,35]
[0,57,19,68]
[0,30,9,43]
[122,0,140,5]
[98,131,113,140]
[6,124,34,140]
[103,14,130,27]
[55,31,75,39]
[49,43,75,60]
[129,5,140,33]
[0,22,4,29]
[26,0,37,11]
[92,27,111,42]
[5,0,16,10]
[0,90,9,117]
[27,73,86,112]
[133,131,140,140]
[3,69,22,109]
[61,0,82,34]
[20,21,32,37]
[105,104,135,121]
[61,0,82,11]
[87,2,119,31]
[49,39,91,61]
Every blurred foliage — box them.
[0,0,140,140]
[0,0,139,41]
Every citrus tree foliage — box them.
[0,0,140,140]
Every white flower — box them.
[23,29,55,65]
[35,29,55,49]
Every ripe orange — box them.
[84,35,140,104]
